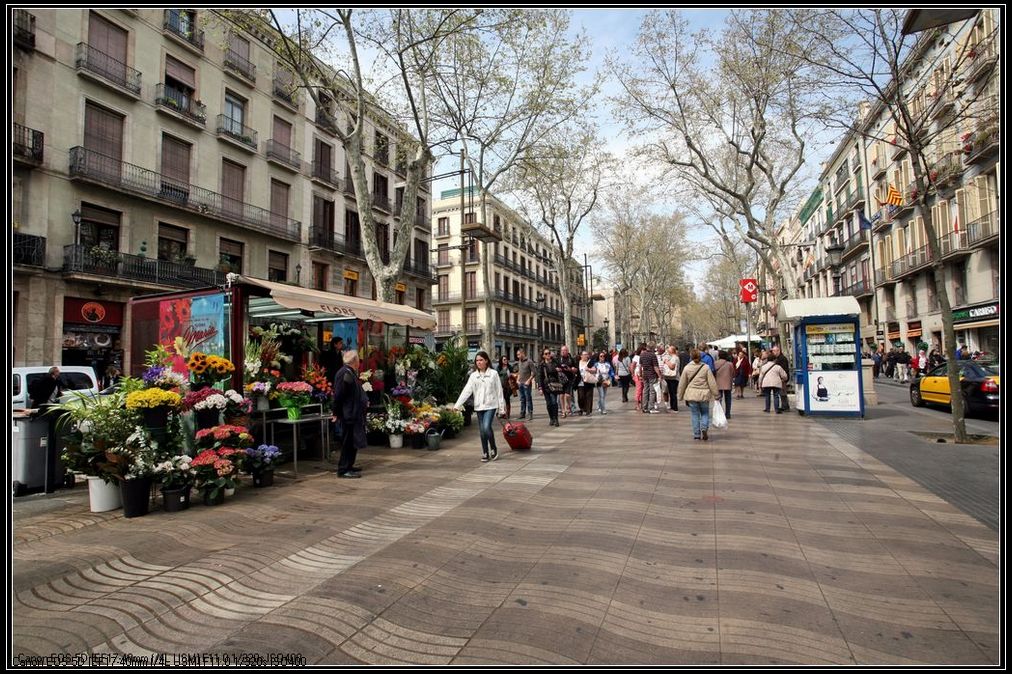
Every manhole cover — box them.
[910,431,997,446]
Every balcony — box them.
[414,211,428,228]
[402,260,437,283]
[163,9,204,52]
[64,244,224,289]
[344,178,356,196]
[75,43,142,97]
[938,230,971,259]
[308,224,363,258]
[929,89,955,120]
[310,161,340,189]
[264,140,301,172]
[14,233,46,267]
[965,42,998,83]
[496,323,539,339]
[372,194,391,213]
[900,243,934,278]
[315,109,338,135]
[434,325,483,338]
[871,158,888,180]
[69,146,302,241]
[964,121,999,165]
[13,9,35,50]
[155,84,206,127]
[224,48,256,84]
[965,211,999,248]
[13,123,44,167]
[216,114,258,152]
[433,294,482,306]
[890,138,907,161]
[874,267,894,287]
[840,230,868,261]
[272,75,300,110]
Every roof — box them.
[778,296,861,322]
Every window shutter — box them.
[272,116,291,148]
[84,102,124,160]
[165,55,196,89]
[89,11,128,63]
[161,135,191,184]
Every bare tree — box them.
[506,123,611,349]
[790,8,1000,442]
[222,9,478,301]
[610,9,829,305]
[430,9,595,352]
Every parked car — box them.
[11,367,100,410]
[910,361,1000,417]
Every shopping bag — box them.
[711,399,728,429]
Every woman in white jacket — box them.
[455,351,506,462]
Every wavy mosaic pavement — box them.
[12,397,998,664]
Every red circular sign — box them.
[81,302,106,323]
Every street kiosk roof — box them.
[238,275,437,330]
[778,296,861,322]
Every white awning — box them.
[778,296,862,322]
[706,334,761,348]
[239,275,436,330]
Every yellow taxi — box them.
[910,360,1000,417]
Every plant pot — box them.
[443,427,457,440]
[87,476,122,513]
[202,486,225,506]
[389,434,404,448]
[162,486,191,512]
[224,486,236,497]
[141,405,171,429]
[224,414,250,427]
[285,406,302,421]
[366,431,388,446]
[409,433,426,449]
[256,397,271,412]
[120,477,152,519]
[194,408,221,430]
[252,469,274,488]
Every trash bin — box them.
[11,414,49,497]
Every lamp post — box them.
[296,263,302,286]
[603,317,610,351]
[72,209,82,247]
[535,292,546,363]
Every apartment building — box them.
[11,8,434,372]
[430,188,587,359]
[782,9,1000,356]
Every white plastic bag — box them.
[711,399,728,429]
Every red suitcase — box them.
[501,421,533,451]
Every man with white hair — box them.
[331,349,368,478]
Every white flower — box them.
[363,382,373,392]
[194,394,228,410]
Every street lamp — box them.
[72,208,82,247]
[603,317,610,350]
[535,292,546,362]
[296,263,302,285]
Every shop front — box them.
[952,301,1000,359]
[62,298,125,384]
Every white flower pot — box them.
[87,476,122,513]
[389,434,404,448]
[224,487,236,497]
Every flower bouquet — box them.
[221,390,253,423]
[191,448,238,503]
[302,363,333,405]
[154,455,196,490]
[125,388,182,410]
[195,424,254,450]
[390,385,413,405]
[187,352,236,389]
[439,405,465,436]
[100,426,159,517]
[181,387,216,411]
[141,365,188,391]
[276,381,313,419]
[244,444,282,485]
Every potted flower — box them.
[302,363,333,407]
[195,424,254,451]
[438,405,465,439]
[404,419,430,449]
[385,416,409,448]
[245,380,274,412]
[100,426,157,519]
[187,352,236,390]
[221,390,253,425]
[276,381,313,419]
[366,412,388,446]
[141,364,187,391]
[191,448,238,505]
[184,388,227,430]
[125,388,182,430]
[153,454,196,512]
[390,384,413,406]
[244,444,282,487]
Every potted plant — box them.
[439,405,465,439]
[187,352,236,390]
[153,454,196,512]
[404,419,430,449]
[100,426,157,519]
[125,388,182,430]
[385,416,408,448]
[221,390,253,426]
[245,380,274,412]
[276,381,313,420]
[366,412,388,446]
[303,363,333,408]
[244,444,281,487]
[195,424,254,451]
[88,244,120,272]
[191,448,238,505]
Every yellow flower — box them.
[126,389,182,409]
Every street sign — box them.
[739,278,758,303]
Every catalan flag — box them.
[885,183,903,207]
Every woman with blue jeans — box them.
[677,349,719,441]
[594,352,615,414]
[455,351,506,462]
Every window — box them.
[221,159,245,217]
[395,289,405,305]
[313,196,335,244]
[219,238,243,273]
[437,244,449,266]
[345,210,361,253]
[268,250,288,282]
[314,138,333,180]
[416,288,425,310]
[88,11,129,86]
[270,179,290,228]
[495,273,500,291]
[438,275,449,301]
[160,133,191,201]
[465,308,478,331]
[464,211,476,224]
[157,222,188,262]
[437,217,449,236]
[495,308,501,324]
[272,115,292,149]
[414,239,427,270]
[376,223,389,262]
[373,172,388,198]
[312,262,328,291]
[953,261,967,306]
[226,33,253,78]
[374,131,389,165]
[163,54,196,109]
[438,310,450,332]
[467,238,479,262]
[80,203,121,252]
[223,91,246,136]
[344,276,358,296]
[84,101,123,177]
[464,271,477,299]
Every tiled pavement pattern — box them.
[12,395,999,664]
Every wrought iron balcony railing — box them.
[224,48,256,82]
[163,9,204,51]
[69,146,301,241]
[14,233,46,267]
[13,123,44,165]
[310,161,340,188]
[155,83,206,125]
[64,244,224,289]
[216,114,257,150]
[75,42,142,95]
[264,140,301,170]
[272,74,299,108]
[308,224,363,258]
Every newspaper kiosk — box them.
[778,297,865,418]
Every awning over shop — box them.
[778,296,861,322]
[239,275,436,330]
[952,319,1000,331]
[706,334,761,349]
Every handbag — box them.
[582,369,599,385]
[547,380,564,393]
[711,399,728,429]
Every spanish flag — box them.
[886,183,903,206]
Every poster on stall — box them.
[159,293,226,373]
[329,319,359,350]
[807,370,861,413]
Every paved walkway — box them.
[11,390,999,664]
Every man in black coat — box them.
[771,345,791,411]
[331,350,367,479]
[321,336,345,387]
[29,367,62,409]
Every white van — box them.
[11,367,100,410]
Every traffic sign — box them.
[739,278,758,303]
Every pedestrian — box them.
[759,353,789,414]
[454,351,506,462]
[771,345,791,411]
[929,348,945,370]
[897,347,911,383]
[713,350,734,420]
[331,350,368,478]
[616,348,632,403]
[537,348,564,426]
[677,349,719,441]
[515,349,535,420]
[872,348,882,378]
[102,364,122,390]
[917,349,928,376]
[557,345,578,419]
[497,355,516,419]
[321,336,346,386]
[638,342,662,413]
[679,345,691,374]
[632,346,644,411]
[661,345,680,413]
[594,351,615,415]
[577,351,596,416]
[885,348,897,379]
[28,366,62,409]
[751,348,764,394]
[732,347,750,400]
[698,343,716,371]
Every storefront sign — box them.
[807,371,861,413]
[63,298,123,326]
[806,324,853,335]
[408,336,426,345]
[395,282,407,293]
[343,270,360,281]
[906,320,922,338]
[953,302,999,324]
